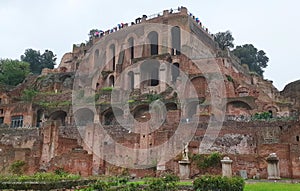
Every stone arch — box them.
[264,104,279,118]
[236,86,250,97]
[147,31,158,55]
[106,40,118,71]
[108,75,115,87]
[36,109,44,127]
[226,101,252,116]
[125,33,139,58]
[131,104,150,122]
[74,108,95,126]
[102,107,124,125]
[171,26,181,55]
[48,110,67,126]
[171,62,180,83]
[140,60,159,87]
[165,102,178,110]
[191,76,207,98]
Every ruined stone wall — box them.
[0,128,42,174]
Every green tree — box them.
[21,48,56,74]
[0,59,30,86]
[215,30,234,50]
[232,44,269,76]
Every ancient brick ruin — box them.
[0,7,300,179]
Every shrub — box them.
[144,176,178,191]
[163,173,180,183]
[92,180,109,190]
[145,93,162,102]
[22,88,38,102]
[193,175,245,191]
[9,160,26,175]
[226,75,234,83]
[192,152,222,169]
[101,86,113,91]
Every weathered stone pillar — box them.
[267,153,280,180]
[221,156,233,177]
[178,160,190,180]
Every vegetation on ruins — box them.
[22,88,38,102]
[0,59,30,86]
[21,48,56,74]
[233,44,269,77]
[191,152,222,173]
[215,31,269,77]
[215,30,235,50]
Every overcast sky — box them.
[1,0,299,90]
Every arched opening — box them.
[166,102,178,110]
[236,87,249,97]
[48,110,67,126]
[171,26,181,55]
[128,37,134,59]
[128,71,134,90]
[103,108,124,125]
[74,108,94,126]
[265,106,278,118]
[191,76,207,98]
[141,60,159,87]
[226,101,252,116]
[171,63,180,83]
[148,31,158,55]
[297,136,299,142]
[109,75,115,87]
[36,109,44,127]
[268,110,273,118]
[132,105,150,122]
[109,44,116,71]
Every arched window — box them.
[74,108,94,126]
[109,75,115,87]
[171,26,181,55]
[103,108,124,125]
[48,110,67,126]
[171,63,180,83]
[128,37,134,59]
[109,44,116,71]
[36,109,44,127]
[148,31,158,55]
[128,71,134,90]
[141,60,159,86]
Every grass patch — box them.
[245,182,300,191]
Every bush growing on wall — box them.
[9,160,27,175]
